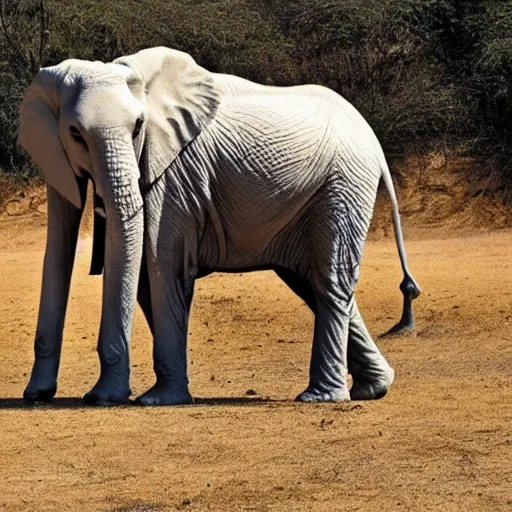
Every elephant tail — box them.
[380,160,422,299]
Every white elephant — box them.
[18,47,420,405]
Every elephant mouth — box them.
[90,190,106,276]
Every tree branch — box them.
[0,0,28,69]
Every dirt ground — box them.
[0,192,511,511]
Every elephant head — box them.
[19,47,219,271]
[19,47,219,403]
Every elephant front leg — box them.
[24,184,85,402]
[83,209,144,405]
[136,254,194,406]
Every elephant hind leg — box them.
[275,268,350,401]
[295,285,351,402]
[276,268,394,400]
[347,301,394,400]
[294,234,355,402]
[276,268,350,401]
[295,182,396,401]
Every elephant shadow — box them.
[0,396,275,410]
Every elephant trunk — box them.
[95,133,144,372]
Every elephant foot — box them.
[295,386,350,403]
[135,382,193,406]
[83,374,131,405]
[24,357,59,402]
[23,385,57,402]
[350,367,395,400]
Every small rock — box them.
[246,389,257,396]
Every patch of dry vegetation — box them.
[1,1,512,200]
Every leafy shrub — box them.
[1,0,512,196]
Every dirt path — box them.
[0,213,511,511]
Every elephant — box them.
[18,46,421,405]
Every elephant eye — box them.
[70,127,87,148]
[133,118,143,139]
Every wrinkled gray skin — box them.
[19,47,420,405]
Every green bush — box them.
[262,0,467,152]
[1,0,512,194]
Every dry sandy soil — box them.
[0,189,511,511]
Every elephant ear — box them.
[114,47,220,186]
[18,67,83,209]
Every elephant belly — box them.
[197,200,313,274]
